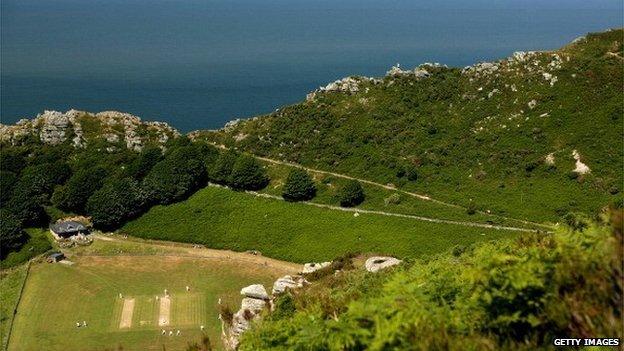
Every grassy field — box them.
[7,238,297,351]
[0,265,29,351]
[121,185,524,263]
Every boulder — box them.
[241,297,267,313]
[272,275,307,295]
[365,256,402,273]
[240,284,269,300]
[302,262,331,274]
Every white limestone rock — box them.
[302,261,331,274]
[240,284,269,300]
[272,275,308,295]
[572,150,591,174]
[365,256,402,273]
[241,297,267,313]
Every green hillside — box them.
[239,211,623,350]
[198,29,624,222]
[121,185,522,263]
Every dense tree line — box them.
[0,138,270,257]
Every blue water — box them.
[1,0,622,131]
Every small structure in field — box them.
[49,221,89,240]
[47,252,65,263]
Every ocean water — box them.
[1,0,622,132]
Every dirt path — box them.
[204,183,547,233]
[91,234,301,271]
[119,298,135,329]
[209,143,552,230]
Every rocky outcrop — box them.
[222,274,309,350]
[272,275,308,295]
[572,149,591,174]
[302,261,331,274]
[240,284,270,300]
[365,256,402,273]
[306,76,381,101]
[386,64,433,78]
[222,284,271,350]
[0,109,179,150]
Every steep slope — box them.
[238,211,623,350]
[196,29,624,222]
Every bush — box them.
[337,180,365,207]
[210,150,238,185]
[229,155,269,191]
[51,167,108,213]
[466,200,477,215]
[405,164,418,181]
[384,193,401,206]
[0,210,26,259]
[86,178,145,230]
[142,146,207,205]
[282,169,316,201]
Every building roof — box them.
[50,221,87,234]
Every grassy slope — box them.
[199,29,624,223]
[0,265,28,351]
[7,239,295,351]
[239,214,623,350]
[260,161,543,229]
[0,229,53,270]
[122,185,521,263]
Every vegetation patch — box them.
[122,185,521,263]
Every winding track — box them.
[207,183,549,233]
[208,143,553,232]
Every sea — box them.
[1,0,622,131]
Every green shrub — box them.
[229,155,269,191]
[384,193,401,206]
[282,169,316,201]
[466,200,477,215]
[336,180,365,207]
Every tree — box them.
[209,150,238,185]
[337,180,365,207]
[5,191,47,226]
[0,147,27,174]
[142,146,207,205]
[52,167,108,213]
[0,209,26,258]
[282,169,316,201]
[124,146,163,180]
[86,178,145,230]
[229,155,269,191]
[0,171,18,203]
[14,162,72,199]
